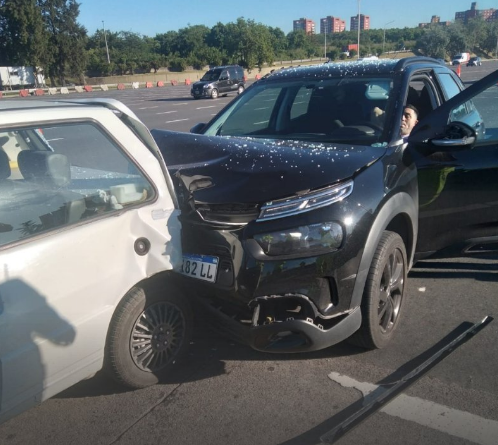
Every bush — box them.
[168,57,187,72]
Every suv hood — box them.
[152,130,386,205]
[192,80,212,88]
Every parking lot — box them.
[1,61,497,445]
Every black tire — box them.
[237,85,245,95]
[210,88,219,99]
[105,283,192,389]
[351,231,407,349]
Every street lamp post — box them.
[357,0,361,59]
[383,20,394,54]
[324,26,327,59]
[102,20,110,64]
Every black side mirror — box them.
[190,123,206,134]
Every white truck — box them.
[0,66,45,90]
[451,52,470,66]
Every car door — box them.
[407,69,498,255]
[0,106,180,423]
[218,70,230,93]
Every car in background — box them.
[191,65,245,99]
[452,52,470,65]
[0,99,191,424]
[154,57,498,354]
[467,56,482,66]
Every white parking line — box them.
[328,372,498,445]
[138,106,159,110]
[196,106,216,110]
[45,138,64,142]
[173,102,189,105]
[165,119,189,123]
[156,111,177,114]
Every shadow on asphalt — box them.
[57,256,497,401]
[409,257,498,282]
[55,315,366,400]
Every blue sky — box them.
[78,1,497,36]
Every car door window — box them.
[0,123,155,247]
[452,83,498,142]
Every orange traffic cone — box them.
[456,64,461,77]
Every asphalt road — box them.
[1,61,497,445]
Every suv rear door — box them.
[408,69,498,256]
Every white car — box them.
[0,99,191,424]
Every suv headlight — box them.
[203,84,211,89]
[257,180,353,222]
[254,222,343,256]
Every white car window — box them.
[0,123,155,247]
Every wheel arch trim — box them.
[350,192,418,309]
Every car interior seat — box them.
[0,149,11,182]
[17,150,86,225]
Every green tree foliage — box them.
[416,26,450,59]
[39,0,87,85]
[0,0,49,67]
[3,7,498,80]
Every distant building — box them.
[320,16,346,34]
[419,15,451,27]
[455,2,497,23]
[350,14,370,31]
[293,18,315,34]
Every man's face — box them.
[400,107,418,137]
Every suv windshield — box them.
[201,69,222,81]
[203,76,393,145]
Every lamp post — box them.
[102,20,110,64]
[357,0,361,59]
[324,22,327,59]
[383,20,394,54]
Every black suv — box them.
[191,65,245,99]
[154,57,498,353]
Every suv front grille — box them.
[196,203,259,225]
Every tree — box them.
[39,0,87,85]
[446,22,468,56]
[416,26,450,59]
[0,0,49,67]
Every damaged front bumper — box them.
[195,293,362,353]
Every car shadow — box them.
[55,316,366,400]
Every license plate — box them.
[181,254,218,283]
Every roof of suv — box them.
[262,57,445,82]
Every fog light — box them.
[254,222,343,256]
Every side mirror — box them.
[409,121,477,152]
[190,123,206,134]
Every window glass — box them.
[207,77,393,144]
[290,86,313,119]
[217,87,283,135]
[437,73,461,100]
[0,123,154,247]
[450,83,498,142]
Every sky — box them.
[78,1,497,36]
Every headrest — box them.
[0,150,10,180]
[17,151,70,187]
